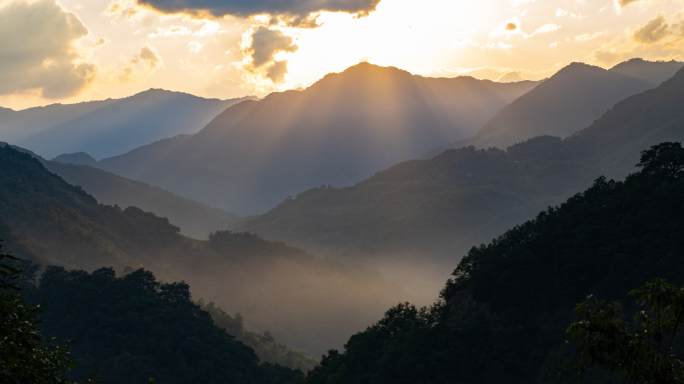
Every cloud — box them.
[134,0,381,27]
[266,60,289,83]
[120,45,162,83]
[617,0,651,7]
[0,0,97,98]
[506,23,518,31]
[248,26,298,68]
[529,24,560,36]
[633,13,670,44]
[139,46,161,69]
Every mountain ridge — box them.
[1,89,254,159]
[428,59,683,153]
[92,62,540,215]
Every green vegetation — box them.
[562,278,684,383]
[200,300,319,372]
[19,264,303,384]
[0,243,92,384]
[303,142,684,383]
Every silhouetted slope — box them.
[240,66,684,277]
[442,60,681,151]
[0,145,407,356]
[24,267,303,384]
[302,142,684,384]
[43,160,241,239]
[1,89,252,159]
[95,63,539,215]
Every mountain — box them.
[92,63,539,215]
[42,160,241,239]
[0,145,408,356]
[0,89,253,159]
[568,63,684,179]
[238,65,684,295]
[432,59,682,152]
[301,141,684,384]
[609,58,684,83]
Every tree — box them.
[636,142,684,179]
[0,241,90,384]
[562,278,684,383]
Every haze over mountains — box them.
[0,146,408,356]
[87,63,539,215]
[0,89,253,159]
[43,161,241,239]
[434,59,683,151]
[238,64,684,295]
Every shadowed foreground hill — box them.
[0,89,252,159]
[302,142,684,384]
[21,266,304,384]
[433,59,682,152]
[239,65,684,294]
[94,63,539,215]
[0,145,407,357]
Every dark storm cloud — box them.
[249,26,298,68]
[136,0,382,26]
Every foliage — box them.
[199,300,319,372]
[563,278,684,383]
[24,266,303,384]
[0,242,89,384]
[303,141,684,384]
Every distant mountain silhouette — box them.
[93,63,539,215]
[431,60,682,152]
[53,152,98,166]
[43,160,241,239]
[238,66,684,294]
[609,58,684,83]
[1,89,254,159]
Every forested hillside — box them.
[20,266,303,384]
[0,145,408,356]
[302,142,684,384]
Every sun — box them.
[280,0,496,89]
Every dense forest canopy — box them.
[303,142,684,384]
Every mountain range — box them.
[0,145,409,356]
[83,63,539,215]
[237,64,684,295]
[0,89,253,159]
[429,59,682,152]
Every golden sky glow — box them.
[1,0,683,110]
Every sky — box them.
[1,0,683,110]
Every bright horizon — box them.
[1,0,684,110]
